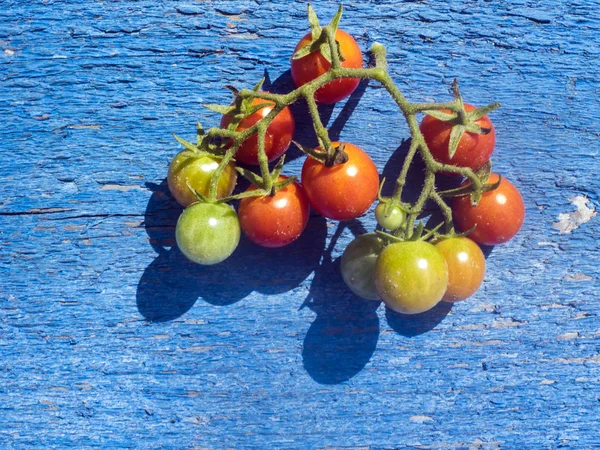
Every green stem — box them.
[193,35,495,238]
[324,27,342,70]
[430,190,454,234]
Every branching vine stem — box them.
[196,26,495,242]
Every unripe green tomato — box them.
[341,233,386,300]
[374,241,448,314]
[175,202,240,265]
[168,150,237,208]
[375,202,406,230]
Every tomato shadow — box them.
[385,301,453,337]
[137,180,327,321]
[381,138,427,205]
[143,180,182,254]
[302,222,381,385]
[262,68,369,164]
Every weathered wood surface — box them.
[1,1,599,448]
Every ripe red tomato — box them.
[238,176,310,248]
[374,241,448,315]
[420,103,495,173]
[291,29,363,104]
[220,96,295,166]
[435,237,486,302]
[301,142,379,221]
[453,173,525,245]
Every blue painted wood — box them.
[1,1,599,448]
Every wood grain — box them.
[1,1,599,448]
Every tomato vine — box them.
[168,4,525,313]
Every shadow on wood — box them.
[302,221,380,385]
[385,301,452,337]
[137,180,327,321]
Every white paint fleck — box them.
[552,195,597,234]
[557,332,579,340]
[101,184,144,192]
[409,415,434,423]
[563,272,593,282]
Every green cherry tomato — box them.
[175,202,240,265]
[375,202,406,230]
[374,241,448,314]
[435,237,485,303]
[341,233,386,300]
[168,150,237,208]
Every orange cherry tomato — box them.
[220,96,295,166]
[291,29,363,104]
[453,173,525,245]
[301,142,379,221]
[420,103,495,173]
[238,176,310,248]
[435,237,486,302]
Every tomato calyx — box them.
[293,140,349,167]
[205,78,274,133]
[438,162,502,205]
[235,155,297,198]
[173,122,228,158]
[291,4,345,66]
[422,79,501,160]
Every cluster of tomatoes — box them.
[166,6,525,315]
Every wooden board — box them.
[1,1,599,448]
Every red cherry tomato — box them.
[420,103,495,173]
[220,96,295,166]
[435,237,486,303]
[291,29,363,104]
[453,173,525,245]
[238,176,310,248]
[301,142,379,221]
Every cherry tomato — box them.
[435,237,485,303]
[341,233,386,300]
[453,173,525,245]
[220,96,295,166]
[420,103,495,173]
[374,241,448,314]
[238,176,310,248]
[176,202,240,265]
[375,201,406,230]
[291,29,363,104]
[301,142,379,221]
[168,150,237,207]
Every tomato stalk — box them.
[177,4,499,240]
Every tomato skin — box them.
[176,202,240,265]
[435,237,485,303]
[375,202,406,230]
[291,29,363,104]
[453,173,525,245]
[220,96,295,166]
[374,241,448,315]
[420,104,495,173]
[167,150,237,207]
[301,142,379,221]
[238,176,310,248]
[341,233,386,300]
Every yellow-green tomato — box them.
[340,233,386,300]
[168,150,237,207]
[175,202,240,265]
[374,241,448,314]
[435,237,485,302]
[375,202,405,230]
